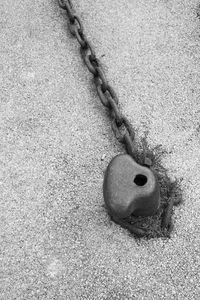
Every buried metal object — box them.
[103,154,160,219]
[58,0,182,238]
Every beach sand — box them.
[1,0,200,299]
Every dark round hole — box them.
[134,174,147,186]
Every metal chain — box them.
[58,0,179,238]
[58,0,136,158]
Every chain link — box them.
[58,0,75,22]
[81,47,99,75]
[58,0,136,157]
[58,0,67,9]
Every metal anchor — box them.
[103,154,160,219]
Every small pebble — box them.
[101,154,106,161]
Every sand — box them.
[0,0,200,299]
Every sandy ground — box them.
[1,0,200,299]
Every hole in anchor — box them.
[134,174,147,186]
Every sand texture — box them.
[0,0,200,299]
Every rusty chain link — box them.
[58,0,136,158]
